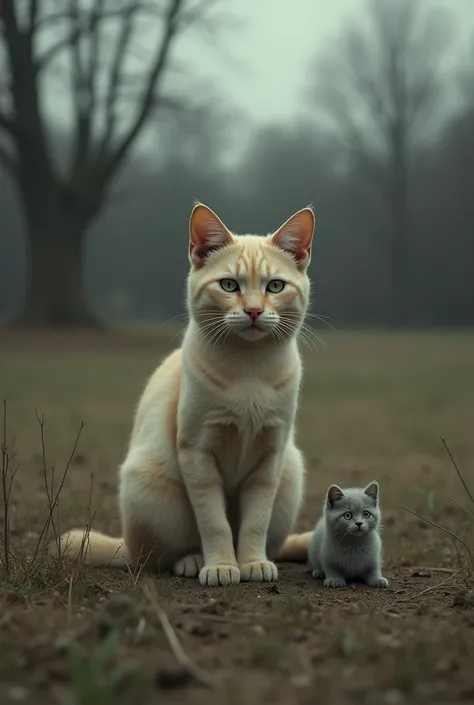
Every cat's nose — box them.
[244,307,263,321]
[355,521,363,529]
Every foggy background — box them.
[0,0,473,328]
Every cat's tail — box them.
[53,529,129,568]
[278,531,312,562]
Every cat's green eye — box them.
[266,279,285,294]
[220,278,239,293]
[363,510,371,519]
[343,511,352,520]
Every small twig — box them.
[409,566,455,575]
[1,400,20,575]
[399,571,458,602]
[143,582,215,688]
[124,553,148,585]
[448,495,474,521]
[441,437,474,506]
[71,471,96,568]
[67,574,74,623]
[1,399,10,573]
[32,419,85,565]
[184,612,253,625]
[401,506,473,562]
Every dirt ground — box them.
[0,328,473,705]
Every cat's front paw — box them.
[173,553,204,578]
[366,575,389,588]
[199,564,240,587]
[311,568,324,579]
[240,560,278,582]
[324,576,346,588]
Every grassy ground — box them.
[0,328,473,705]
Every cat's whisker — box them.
[196,317,228,338]
[200,323,228,347]
[276,320,321,355]
[283,311,337,333]
[198,319,225,333]
[212,323,231,350]
[299,323,326,351]
[312,315,337,332]
[168,325,189,347]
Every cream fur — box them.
[58,204,315,586]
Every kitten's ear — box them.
[364,481,379,504]
[189,203,234,269]
[326,484,344,507]
[270,207,315,271]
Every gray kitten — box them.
[308,481,388,588]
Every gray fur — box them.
[308,481,388,588]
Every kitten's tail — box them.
[278,531,313,562]
[53,529,129,568]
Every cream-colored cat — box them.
[59,204,314,586]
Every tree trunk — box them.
[15,218,101,328]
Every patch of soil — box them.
[0,563,473,705]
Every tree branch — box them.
[177,0,223,30]
[28,0,40,34]
[100,0,143,156]
[105,0,222,179]
[104,0,183,177]
[66,0,90,175]
[69,0,107,176]
[0,140,17,177]
[87,0,105,120]
[36,3,158,70]
[0,110,17,138]
[0,0,19,35]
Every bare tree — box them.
[310,0,452,326]
[0,0,225,326]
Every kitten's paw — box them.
[240,560,278,582]
[366,576,389,588]
[324,576,346,588]
[173,553,204,578]
[311,568,324,579]
[199,564,240,587]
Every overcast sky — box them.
[189,0,474,128]
[40,0,474,157]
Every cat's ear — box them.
[364,481,379,504]
[326,484,344,507]
[189,203,234,269]
[270,207,315,271]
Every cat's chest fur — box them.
[211,384,293,479]
[217,380,283,428]
[187,378,294,488]
[324,535,375,578]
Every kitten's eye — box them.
[266,279,285,294]
[220,279,239,292]
[362,510,371,519]
[343,512,352,520]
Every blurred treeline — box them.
[0,0,473,328]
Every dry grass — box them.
[0,328,473,704]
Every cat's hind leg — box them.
[266,443,305,561]
[120,454,201,574]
